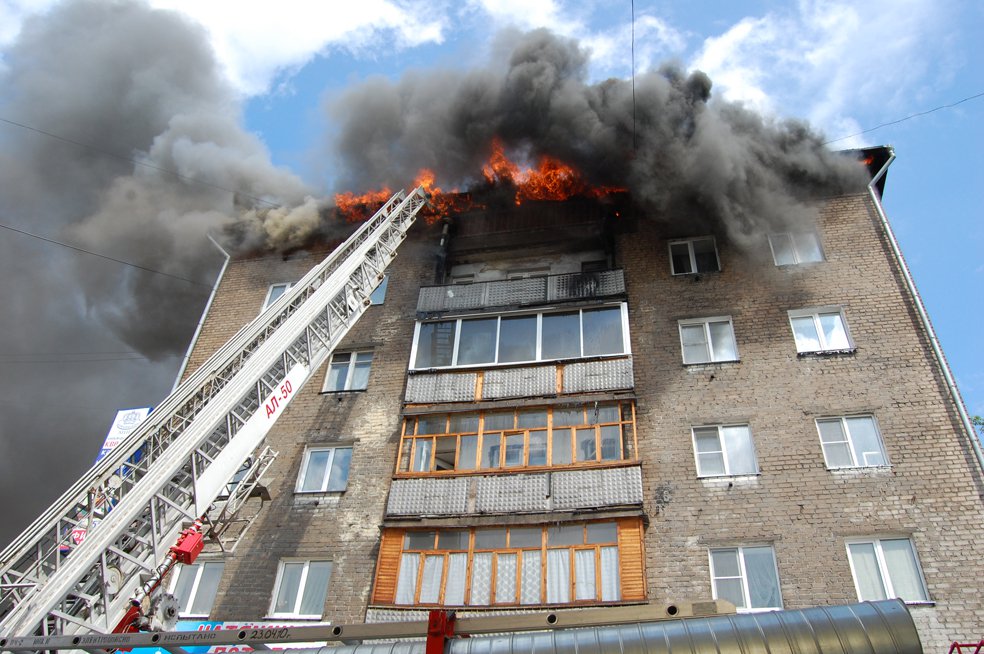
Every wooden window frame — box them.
[372,519,645,607]
[396,402,638,476]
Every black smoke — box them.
[0,0,319,548]
[330,29,866,242]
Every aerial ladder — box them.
[0,187,430,639]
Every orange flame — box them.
[333,138,624,223]
[333,187,393,222]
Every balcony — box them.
[386,464,643,517]
[416,269,625,315]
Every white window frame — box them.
[845,538,930,603]
[678,316,739,364]
[263,282,296,310]
[787,306,854,353]
[768,232,824,265]
[268,560,332,619]
[709,546,783,612]
[323,350,373,391]
[409,303,631,371]
[295,446,352,493]
[668,237,720,275]
[692,424,758,477]
[167,560,224,617]
[815,415,888,469]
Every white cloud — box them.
[0,0,58,47]
[147,0,447,95]
[691,0,950,144]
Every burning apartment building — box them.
[1,30,982,654]
[135,141,981,651]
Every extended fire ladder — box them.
[0,188,429,638]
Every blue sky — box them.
[0,0,981,544]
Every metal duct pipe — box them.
[299,600,921,654]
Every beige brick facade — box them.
[183,191,984,650]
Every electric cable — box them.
[0,220,212,290]
[824,90,984,145]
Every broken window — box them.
[769,232,823,265]
[669,237,719,275]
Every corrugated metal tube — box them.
[294,600,921,654]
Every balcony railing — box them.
[416,269,625,314]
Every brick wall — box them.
[185,194,984,650]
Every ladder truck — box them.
[0,187,430,639]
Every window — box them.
[693,425,758,477]
[679,317,738,364]
[669,237,719,275]
[372,520,646,607]
[169,561,224,617]
[816,416,888,468]
[846,538,929,603]
[269,560,332,618]
[788,308,853,353]
[369,275,388,304]
[323,351,373,391]
[295,447,352,492]
[411,304,628,369]
[397,402,637,474]
[709,546,782,611]
[768,232,823,265]
[263,282,295,310]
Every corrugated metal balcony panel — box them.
[476,474,549,513]
[563,357,634,394]
[483,365,556,400]
[405,372,477,403]
[552,466,643,511]
[415,270,625,314]
[387,477,469,516]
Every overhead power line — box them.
[0,220,211,290]
[0,116,283,210]
[824,90,984,145]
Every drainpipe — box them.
[171,234,230,392]
[867,148,984,476]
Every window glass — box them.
[496,553,517,603]
[517,409,548,428]
[793,233,823,262]
[369,275,388,304]
[298,562,332,616]
[880,539,927,601]
[510,528,542,548]
[498,315,537,362]
[413,439,433,472]
[521,551,542,605]
[458,318,498,365]
[582,308,624,356]
[709,321,737,361]
[530,429,548,464]
[552,429,573,465]
[484,412,514,431]
[600,425,620,460]
[470,553,492,605]
[325,353,350,391]
[350,352,373,389]
[419,556,442,604]
[711,547,782,610]
[770,234,796,265]
[434,437,456,470]
[417,416,446,435]
[595,405,618,423]
[670,242,693,274]
[273,563,303,614]
[846,417,886,466]
[299,450,331,492]
[481,434,501,469]
[504,434,525,467]
[818,417,886,469]
[548,525,584,546]
[541,312,581,359]
[474,529,507,549]
[575,549,596,600]
[692,237,719,272]
[188,562,224,615]
[848,542,888,601]
[396,553,419,604]
[743,547,782,609]
[406,531,437,550]
[437,531,469,550]
[791,316,821,351]
[546,549,571,603]
[681,324,709,363]
[818,419,853,468]
[722,426,757,475]
[819,313,849,349]
[450,414,479,432]
[694,427,726,476]
[553,408,583,426]
[415,322,455,367]
[326,448,351,491]
[445,554,468,605]
[576,428,597,461]
[457,435,478,470]
[586,522,617,544]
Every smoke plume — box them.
[0,0,321,547]
[330,29,866,243]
